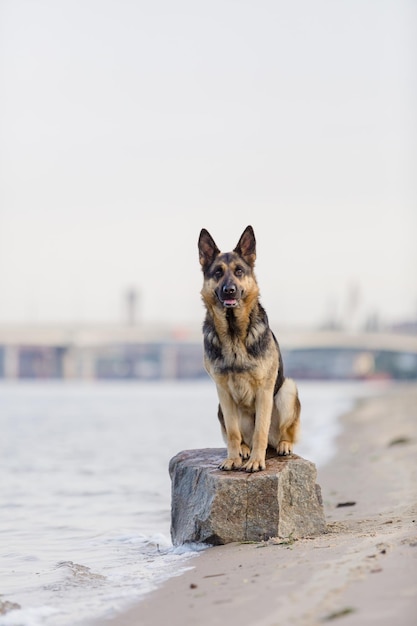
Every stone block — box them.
[170,448,326,546]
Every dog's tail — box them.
[275,377,301,443]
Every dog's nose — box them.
[222,284,236,295]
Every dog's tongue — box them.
[223,299,237,307]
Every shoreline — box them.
[101,383,417,625]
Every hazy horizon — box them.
[1,1,415,330]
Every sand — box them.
[105,383,417,625]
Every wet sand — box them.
[104,383,417,625]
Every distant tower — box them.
[125,288,140,326]
[344,281,361,331]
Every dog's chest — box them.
[226,373,258,408]
[205,333,255,374]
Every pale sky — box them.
[0,0,415,330]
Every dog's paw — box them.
[277,440,293,456]
[242,457,266,472]
[240,444,251,460]
[219,457,243,471]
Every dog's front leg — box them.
[242,390,274,472]
[216,387,243,470]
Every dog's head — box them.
[198,225,258,309]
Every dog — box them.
[198,225,300,472]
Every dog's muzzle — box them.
[217,283,240,308]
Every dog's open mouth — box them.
[215,289,241,308]
[222,299,238,308]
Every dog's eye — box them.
[214,268,223,279]
[235,267,244,277]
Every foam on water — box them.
[0,380,385,625]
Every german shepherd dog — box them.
[198,225,300,472]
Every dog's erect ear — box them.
[234,225,256,267]
[198,228,220,269]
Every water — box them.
[0,380,385,625]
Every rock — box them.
[169,448,326,546]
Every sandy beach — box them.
[105,383,417,626]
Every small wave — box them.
[170,542,210,555]
[55,561,106,583]
[0,606,57,626]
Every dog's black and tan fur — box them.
[198,225,300,472]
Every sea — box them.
[0,379,387,626]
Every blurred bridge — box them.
[0,324,416,381]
